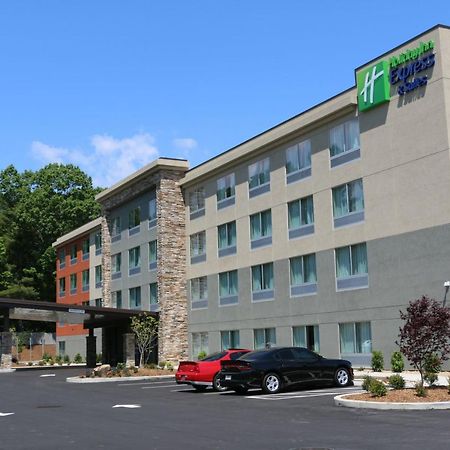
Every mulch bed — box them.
[349,387,450,403]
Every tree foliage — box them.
[130,313,158,367]
[397,296,450,387]
[0,163,102,304]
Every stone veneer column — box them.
[101,214,112,307]
[157,172,188,363]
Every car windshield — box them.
[239,350,273,361]
[200,351,227,361]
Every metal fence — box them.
[9,332,56,362]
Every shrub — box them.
[424,353,441,387]
[371,351,384,372]
[158,361,166,369]
[38,360,44,366]
[415,382,427,397]
[166,362,174,371]
[42,352,51,363]
[144,363,156,370]
[48,357,54,366]
[132,366,139,373]
[27,361,33,366]
[73,353,83,364]
[362,375,375,392]
[369,379,387,397]
[388,374,405,389]
[96,353,102,364]
[63,355,70,365]
[390,351,404,373]
[197,351,207,360]
[116,362,126,370]
[55,355,62,365]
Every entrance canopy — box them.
[0,297,158,329]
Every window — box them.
[332,179,364,227]
[112,290,122,309]
[149,192,157,227]
[339,322,372,354]
[59,249,66,268]
[286,139,311,176]
[252,263,274,301]
[330,119,360,167]
[192,332,209,359]
[252,263,273,292]
[70,244,77,263]
[59,278,66,297]
[191,276,208,308]
[95,265,102,288]
[94,232,102,255]
[219,270,238,305]
[217,174,235,208]
[149,283,158,311]
[129,286,141,309]
[82,239,89,259]
[335,243,368,290]
[189,188,205,216]
[129,207,141,229]
[293,325,320,352]
[190,231,206,263]
[221,330,240,350]
[95,298,102,307]
[129,246,141,275]
[70,273,77,294]
[82,269,89,291]
[250,209,272,248]
[290,254,317,296]
[218,221,236,256]
[248,158,270,196]
[112,253,121,277]
[254,328,276,349]
[149,240,157,270]
[111,216,121,238]
[288,196,314,238]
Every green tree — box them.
[0,163,102,302]
[130,313,158,367]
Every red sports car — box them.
[176,349,251,391]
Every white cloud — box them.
[172,137,198,150]
[31,132,160,187]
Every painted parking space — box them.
[246,386,361,401]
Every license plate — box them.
[225,375,232,380]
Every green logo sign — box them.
[357,61,390,112]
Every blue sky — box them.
[1,1,449,187]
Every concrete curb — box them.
[15,364,86,371]
[66,374,175,384]
[334,393,450,410]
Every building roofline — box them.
[52,217,102,248]
[95,157,189,203]
[181,86,356,186]
[355,24,449,73]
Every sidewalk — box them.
[353,369,450,387]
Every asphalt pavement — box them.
[0,368,449,450]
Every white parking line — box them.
[112,404,141,408]
[248,391,344,400]
[0,412,14,417]
[40,374,56,378]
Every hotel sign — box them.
[357,40,435,112]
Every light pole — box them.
[443,281,450,307]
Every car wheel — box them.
[262,372,282,394]
[193,385,208,392]
[212,373,228,392]
[335,367,350,387]
[233,386,248,395]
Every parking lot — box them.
[1,368,450,450]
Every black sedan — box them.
[219,346,353,394]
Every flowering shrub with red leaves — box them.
[397,296,450,387]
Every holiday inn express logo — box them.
[357,61,390,112]
[357,39,435,112]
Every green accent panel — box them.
[357,61,390,112]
